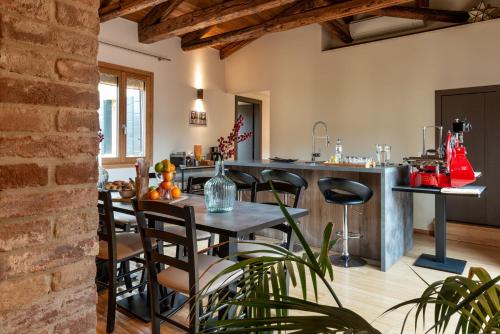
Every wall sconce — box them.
[196,88,204,100]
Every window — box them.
[98,62,153,167]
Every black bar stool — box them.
[260,169,308,208]
[318,177,373,268]
[224,169,258,202]
[260,169,308,251]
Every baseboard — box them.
[431,220,500,248]
[414,228,433,236]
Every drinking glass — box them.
[384,145,391,164]
[376,144,384,165]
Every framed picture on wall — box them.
[189,111,207,126]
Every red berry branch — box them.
[217,115,253,159]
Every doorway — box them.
[436,85,500,227]
[235,96,262,161]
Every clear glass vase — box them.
[97,155,109,190]
[204,160,236,213]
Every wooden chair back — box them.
[224,169,258,202]
[132,199,200,332]
[98,190,117,262]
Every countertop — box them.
[224,159,403,174]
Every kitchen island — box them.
[225,160,413,271]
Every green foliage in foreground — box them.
[194,181,499,333]
[386,266,500,333]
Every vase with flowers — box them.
[204,115,253,213]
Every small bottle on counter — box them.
[335,138,343,163]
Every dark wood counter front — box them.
[225,160,413,271]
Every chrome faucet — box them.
[312,121,330,162]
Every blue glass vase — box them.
[204,160,236,213]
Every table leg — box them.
[217,235,238,320]
[435,194,446,262]
[414,194,466,274]
[181,170,185,192]
[218,235,237,260]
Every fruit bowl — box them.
[119,189,135,199]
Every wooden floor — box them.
[97,234,500,334]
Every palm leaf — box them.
[201,295,381,334]
[387,267,500,334]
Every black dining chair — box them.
[224,169,258,202]
[96,190,148,333]
[146,174,213,258]
[186,176,212,195]
[318,177,373,268]
[237,169,308,258]
[133,199,242,334]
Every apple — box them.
[154,162,164,173]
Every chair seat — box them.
[114,212,137,227]
[237,241,286,259]
[98,233,143,261]
[157,254,241,295]
[163,224,212,240]
[324,190,365,205]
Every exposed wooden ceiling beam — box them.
[415,0,429,8]
[100,0,168,22]
[139,0,299,43]
[321,20,353,43]
[374,7,469,23]
[218,0,311,60]
[182,0,410,51]
[140,0,184,26]
[220,38,259,59]
[100,0,114,8]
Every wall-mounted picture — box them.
[189,111,207,126]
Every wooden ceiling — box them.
[98,0,496,59]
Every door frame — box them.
[234,95,263,160]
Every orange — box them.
[168,164,176,172]
[162,172,174,181]
[160,181,173,190]
[148,190,160,200]
[171,187,181,199]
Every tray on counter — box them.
[270,157,298,163]
[322,161,377,168]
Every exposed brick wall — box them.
[0,1,100,333]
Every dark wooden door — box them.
[237,104,255,160]
[235,96,262,161]
[436,86,500,227]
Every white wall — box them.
[98,18,234,180]
[224,19,500,229]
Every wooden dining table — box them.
[106,194,309,322]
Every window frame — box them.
[98,62,154,168]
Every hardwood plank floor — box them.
[97,234,500,333]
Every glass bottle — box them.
[204,160,236,213]
[97,154,109,189]
[335,138,343,163]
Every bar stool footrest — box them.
[330,254,366,268]
[335,231,363,239]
